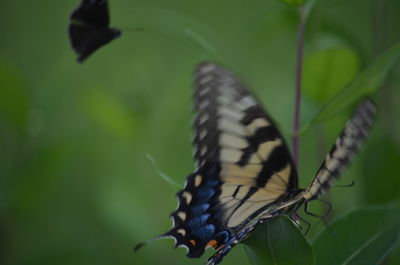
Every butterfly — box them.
[68,0,121,63]
[135,62,376,265]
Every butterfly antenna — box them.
[332,180,355,188]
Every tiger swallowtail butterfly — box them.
[68,0,121,63]
[135,62,376,265]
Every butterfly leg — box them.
[291,213,311,236]
[304,199,332,226]
[206,243,234,265]
[317,198,333,222]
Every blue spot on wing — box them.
[205,179,219,187]
[187,214,210,229]
[214,230,230,244]
[197,187,215,202]
[191,224,216,239]
[190,203,210,215]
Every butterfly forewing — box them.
[162,62,298,262]
[303,99,376,201]
[70,0,110,27]
[193,62,298,228]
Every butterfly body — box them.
[68,0,121,63]
[137,62,376,265]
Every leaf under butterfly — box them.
[312,208,400,265]
[243,216,315,265]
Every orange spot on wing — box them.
[189,239,197,246]
[206,239,219,249]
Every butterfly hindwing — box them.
[193,62,298,192]
[68,0,121,63]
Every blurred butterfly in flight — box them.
[135,62,376,265]
[68,0,121,63]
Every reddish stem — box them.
[292,7,307,169]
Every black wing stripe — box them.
[255,145,289,187]
[193,63,275,166]
[225,187,282,228]
[219,161,293,229]
[304,99,376,201]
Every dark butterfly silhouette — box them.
[68,0,121,63]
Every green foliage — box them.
[244,209,400,265]
[303,47,360,103]
[362,139,400,204]
[243,216,315,265]
[311,42,400,123]
[1,1,400,265]
[312,208,400,265]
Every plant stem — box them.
[292,6,308,169]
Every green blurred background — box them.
[1,0,400,264]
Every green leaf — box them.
[312,208,400,265]
[386,243,400,265]
[243,216,315,265]
[362,138,400,204]
[278,0,307,7]
[303,47,360,103]
[311,42,400,123]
